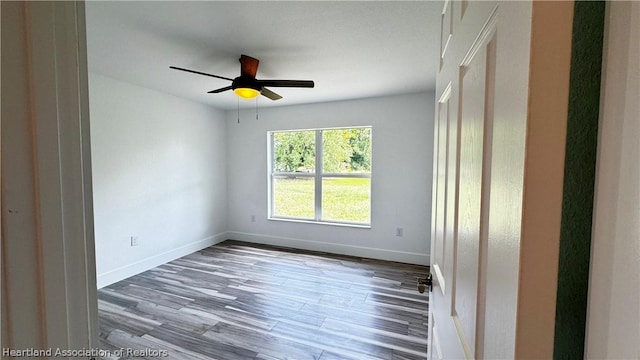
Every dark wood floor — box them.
[98,240,429,360]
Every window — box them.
[268,127,372,226]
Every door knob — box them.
[417,273,433,293]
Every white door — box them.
[428,1,579,358]
[428,3,498,357]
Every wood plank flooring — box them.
[98,240,429,359]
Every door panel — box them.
[432,83,452,295]
[441,0,453,63]
[454,41,487,355]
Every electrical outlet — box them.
[130,236,139,246]
[251,215,256,222]
[395,227,404,237]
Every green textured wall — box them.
[553,1,605,359]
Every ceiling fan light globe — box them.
[233,87,261,99]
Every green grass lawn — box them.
[273,177,370,223]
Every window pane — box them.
[322,177,371,223]
[273,176,315,219]
[322,128,371,174]
[273,131,315,172]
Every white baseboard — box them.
[227,231,429,265]
[96,232,228,289]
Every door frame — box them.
[1,1,99,350]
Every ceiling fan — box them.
[170,55,315,101]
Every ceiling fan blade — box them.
[170,66,233,81]
[207,86,233,93]
[261,87,282,101]
[257,80,315,88]
[239,55,259,78]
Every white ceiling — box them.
[85,1,442,110]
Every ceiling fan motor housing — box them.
[232,76,261,92]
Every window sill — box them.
[267,217,371,229]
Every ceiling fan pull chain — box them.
[237,97,240,124]
[256,97,259,120]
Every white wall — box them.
[225,93,434,264]
[89,73,228,288]
[586,1,640,358]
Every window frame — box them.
[267,126,372,227]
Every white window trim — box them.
[267,127,372,227]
